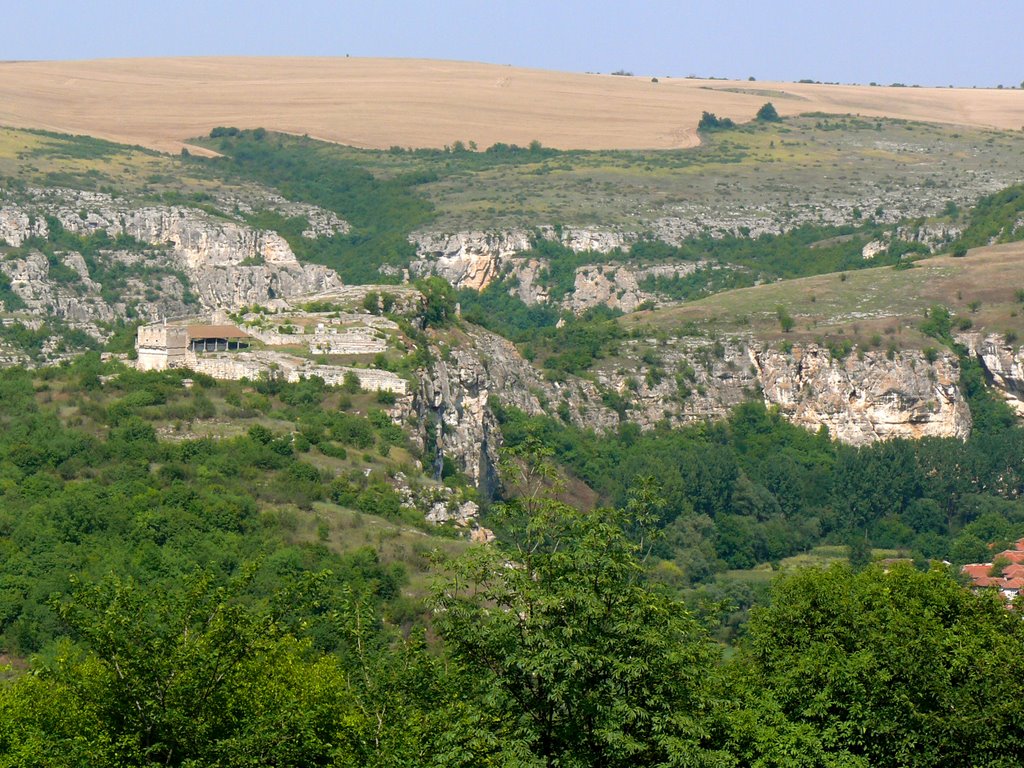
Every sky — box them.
[6,1,1023,87]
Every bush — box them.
[776,306,795,333]
[698,111,735,131]
[755,102,781,122]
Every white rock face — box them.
[752,344,971,444]
[958,332,1024,416]
[0,206,48,246]
[413,227,717,314]
[426,500,480,525]
[862,240,888,259]
[550,227,634,254]
[413,325,977,493]
[415,326,616,488]
[567,262,702,314]
[2,189,344,314]
[410,227,634,295]
[411,231,531,291]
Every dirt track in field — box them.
[2,57,1023,153]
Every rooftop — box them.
[187,325,250,340]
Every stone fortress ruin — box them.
[135,312,407,394]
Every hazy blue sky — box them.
[7,1,1023,87]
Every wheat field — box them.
[1,57,1023,154]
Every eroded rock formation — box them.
[0,188,345,320]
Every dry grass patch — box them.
[630,241,1024,347]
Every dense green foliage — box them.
[953,182,1024,250]
[733,564,1024,766]
[459,284,626,375]
[0,362,421,656]
[436,446,728,766]
[458,279,561,339]
[755,102,781,122]
[1,362,1024,764]
[698,111,736,131]
[632,223,902,282]
[0,271,25,311]
[494,391,1024,580]
[4,436,1024,765]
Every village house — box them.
[961,538,1024,602]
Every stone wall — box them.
[136,324,188,371]
[166,350,408,394]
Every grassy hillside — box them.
[626,241,1024,351]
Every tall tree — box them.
[433,441,729,767]
[733,563,1024,767]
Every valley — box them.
[3,55,1024,766]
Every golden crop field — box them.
[2,57,1023,153]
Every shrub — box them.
[698,111,735,131]
[755,102,781,122]
[776,306,795,333]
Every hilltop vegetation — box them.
[0,360,475,658]
[5,83,1024,763]
[4,412,1024,765]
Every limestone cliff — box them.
[567,263,704,314]
[958,332,1024,416]
[751,344,971,444]
[414,326,616,489]
[411,228,711,315]
[0,188,344,320]
[410,227,634,300]
[413,327,973,492]
[411,231,531,292]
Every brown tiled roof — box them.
[1003,564,1024,578]
[996,550,1024,564]
[972,576,1003,588]
[962,564,990,578]
[187,325,249,339]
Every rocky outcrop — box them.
[410,227,634,295]
[568,262,703,314]
[862,223,962,259]
[426,499,480,525]
[958,332,1024,416]
[411,231,531,291]
[544,227,634,254]
[90,203,341,308]
[416,326,975,494]
[591,335,761,430]
[213,191,350,238]
[0,206,47,246]
[413,227,715,314]
[593,337,971,444]
[1,188,344,315]
[415,326,616,490]
[752,344,970,443]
